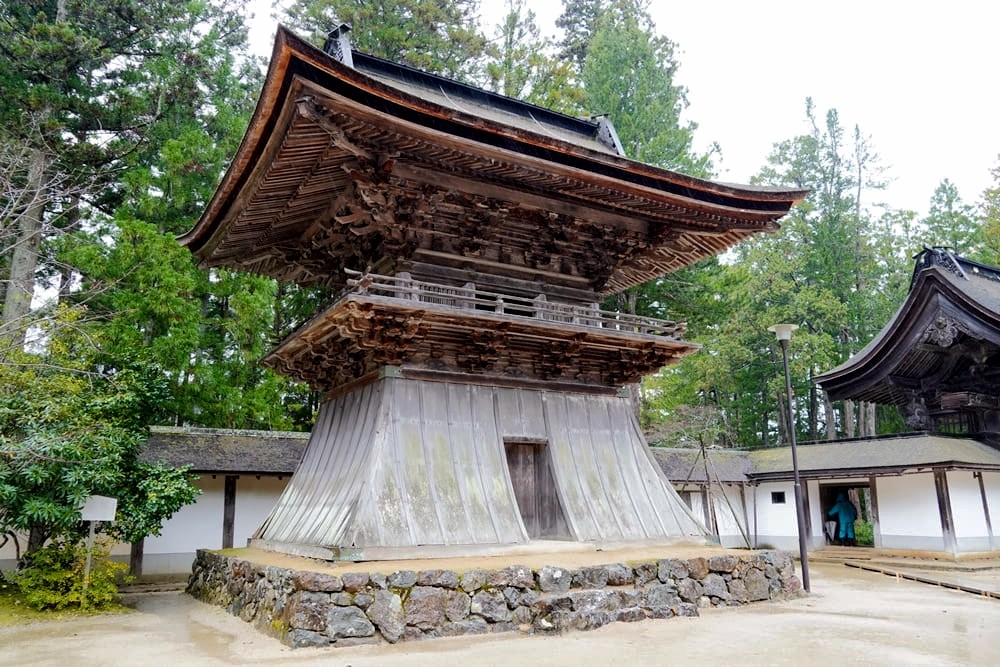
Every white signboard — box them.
[81,495,117,522]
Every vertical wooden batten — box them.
[975,471,995,550]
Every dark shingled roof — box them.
[142,426,309,475]
[748,433,1000,481]
[651,447,752,484]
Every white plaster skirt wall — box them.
[712,484,751,548]
[877,473,944,551]
[141,475,289,575]
[750,481,825,551]
[752,481,798,550]
[947,470,992,551]
[1,477,290,575]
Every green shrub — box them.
[854,519,874,547]
[3,539,131,610]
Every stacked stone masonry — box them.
[187,550,802,648]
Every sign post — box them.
[80,495,117,608]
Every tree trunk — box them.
[808,373,819,442]
[844,399,856,439]
[1,147,47,357]
[775,390,789,445]
[26,525,48,559]
[823,392,837,440]
[864,401,877,437]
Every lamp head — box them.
[768,323,799,341]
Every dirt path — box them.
[1,562,997,666]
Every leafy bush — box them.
[0,337,200,555]
[3,539,130,610]
[854,519,874,547]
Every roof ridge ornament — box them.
[323,22,353,68]
[590,113,625,156]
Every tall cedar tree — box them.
[919,179,981,256]
[567,1,718,342]
[484,0,583,114]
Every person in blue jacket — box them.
[828,492,858,546]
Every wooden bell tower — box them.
[182,27,805,559]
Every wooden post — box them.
[868,475,882,548]
[701,450,718,537]
[223,475,238,549]
[933,469,958,554]
[700,486,717,536]
[739,483,751,545]
[82,521,97,609]
[801,479,812,538]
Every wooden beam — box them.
[700,486,716,536]
[933,469,958,554]
[412,249,594,287]
[739,483,751,546]
[801,478,812,537]
[393,162,656,234]
[868,475,882,548]
[296,101,373,160]
[223,475,238,549]
[399,260,599,303]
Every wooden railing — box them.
[344,269,686,337]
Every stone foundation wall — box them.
[187,550,802,648]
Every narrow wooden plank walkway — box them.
[843,561,1000,599]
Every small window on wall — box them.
[771,491,786,504]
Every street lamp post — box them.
[768,323,811,592]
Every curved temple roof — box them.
[816,249,1000,404]
[181,27,806,296]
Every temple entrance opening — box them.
[504,439,571,540]
[820,483,873,547]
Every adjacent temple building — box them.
[181,26,804,560]
[818,248,1000,442]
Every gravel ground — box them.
[1,561,998,666]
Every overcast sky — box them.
[250,2,1000,217]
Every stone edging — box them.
[187,549,802,648]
